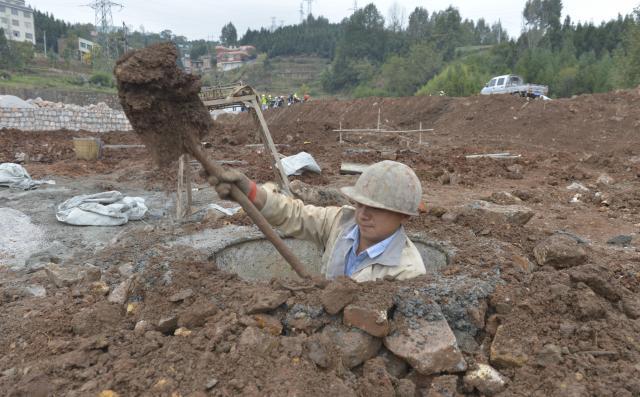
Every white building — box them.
[0,0,35,44]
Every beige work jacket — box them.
[260,185,426,282]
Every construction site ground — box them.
[1,90,640,396]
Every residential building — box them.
[182,54,213,74]
[0,0,35,44]
[215,45,256,72]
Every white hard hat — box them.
[341,160,422,216]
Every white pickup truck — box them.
[480,74,548,98]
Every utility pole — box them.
[348,0,358,13]
[270,16,277,32]
[122,21,128,53]
[299,2,304,23]
[306,0,313,17]
[86,0,123,61]
[43,30,47,57]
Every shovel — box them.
[114,43,311,280]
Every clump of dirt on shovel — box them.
[114,42,211,168]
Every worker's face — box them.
[355,203,409,244]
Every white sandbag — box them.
[0,163,54,190]
[279,151,321,176]
[56,191,148,226]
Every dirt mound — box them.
[115,42,210,167]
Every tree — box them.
[221,22,238,46]
[387,2,406,32]
[523,0,563,48]
[380,43,442,96]
[406,7,430,41]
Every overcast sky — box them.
[27,0,639,41]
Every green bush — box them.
[89,72,114,87]
[65,74,87,86]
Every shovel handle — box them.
[187,141,311,280]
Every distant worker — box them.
[208,161,426,282]
[261,94,268,110]
[303,93,310,102]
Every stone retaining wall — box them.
[0,108,132,132]
[0,87,121,109]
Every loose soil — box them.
[1,85,640,396]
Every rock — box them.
[280,334,306,357]
[441,211,459,223]
[320,277,358,315]
[238,326,279,356]
[252,313,283,335]
[460,200,534,226]
[174,327,192,337]
[178,300,217,328]
[622,296,640,319]
[426,375,459,397]
[156,315,179,334]
[567,182,589,191]
[134,320,152,335]
[89,282,110,296]
[536,344,563,367]
[24,284,46,297]
[45,263,84,288]
[596,174,614,185]
[490,325,529,368]
[107,279,132,305]
[247,290,290,314]
[359,357,395,397]
[384,316,467,375]
[394,379,416,397]
[205,378,218,389]
[168,288,194,302]
[329,325,382,369]
[82,264,102,282]
[487,191,522,205]
[463,363,507,396]
[304,332,333,368]
[607,235,633,247]
[343,303,391,337]
[117,262,134,277]
[573,288,606,320]
[379,347,409,378]
[533,234,587,269]
[568,265,621,302]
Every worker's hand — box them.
[200,169,253,199]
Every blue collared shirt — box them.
[344,225,401,276]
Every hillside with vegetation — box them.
[1,1,639,99]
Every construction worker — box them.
[261,94,268,111]
[209,161,426,282]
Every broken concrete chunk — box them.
[320,277,358,315]
[460,200,534,226]
[533,234,587,269]
[384,316,467,375]
[343,303,391,337]
[168,288,194,303]
[463,363,507,396]
[490,325,529,368]
[247,290,290,314]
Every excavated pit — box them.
[212,232,452,280]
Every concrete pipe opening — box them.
[213,234,452,281]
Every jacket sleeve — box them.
[259,184,343,249]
